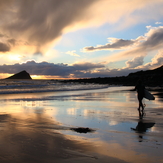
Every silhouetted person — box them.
[134,80,145,112]
[138,108,145,119]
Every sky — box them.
[0,0,163,79]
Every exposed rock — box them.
[70,127,95,133]
[5,70,32,80]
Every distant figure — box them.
[134,80,145,112]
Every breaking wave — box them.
[0,79,108,94]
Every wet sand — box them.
[0,86,163,163]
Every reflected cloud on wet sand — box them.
[0,87,163,162]
[0,105,130,163]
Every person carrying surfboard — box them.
[134,80,145,112]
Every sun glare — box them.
[9,55,21,61]
[31,75,44,79]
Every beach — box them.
[0,85,163,163]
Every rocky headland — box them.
[5,70,32,80]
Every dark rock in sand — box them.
[5,70,32,80]
[70,127,95,133]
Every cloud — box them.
[0,0,163,55]
[83,37,142,52]
[0,52,162,79]
[139,50,163,69]
[84,26,163,55]
[73,62,104,70]
[94,26,163,64]
[142,26,163,50]
[7,39,16,46]
[0,0,97,54]
[0,42,10,52]
[119,50,163,74]
[155,22,162,24]
[125,56,144,68]
[66,50,80,57]
[0,0,162,79]
[124,26,163,55]
[0,60,105,78]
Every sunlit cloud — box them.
[0,1,162,78]
[67,108,79,116]
[108,120,119,126]
[83,37,144,52]
[155,22,162,25]
[66,50,80,57]
[98,26,163,64]
[0,0,97,55]
[0,0,162,56]
[0,46,163,79]
[138,50,163,69]
[125,56,144,69]
[0,60,106,79]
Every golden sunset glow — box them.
[0,0,162,79]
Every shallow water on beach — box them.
[0,86,163,163]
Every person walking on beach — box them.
[134,80,145,112]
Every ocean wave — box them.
[0,80,108,94]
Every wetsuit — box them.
[135,83,145,101]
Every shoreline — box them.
[0,86,163,163]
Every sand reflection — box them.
[0,105,130,163]
[0,87,163,163]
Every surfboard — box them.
[144,89,155,100]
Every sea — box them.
[0,79,163,162]
[0,79,108,94]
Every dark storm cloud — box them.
[72,62,104,70]
[1,0,96,49]
[1,59,160,78]
[0,60,105,78]
[83,39,136,52]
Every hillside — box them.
[127,65,163,86]
[62,65,163,87]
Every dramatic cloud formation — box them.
[0,0,97,54]
[0,60,105,78]
[0,0,163,55]
[0,0,163,78]
[1,24,163,79]
[84,26,163,54]
[0,50,162,79]
[96,26,163,63]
